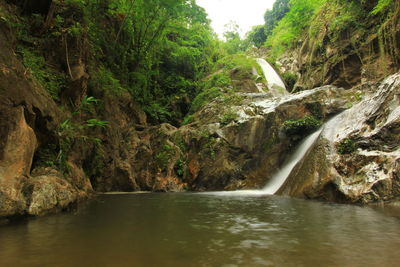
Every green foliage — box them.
[86,119,109,128]
[202,136,219,159]
[245,25,267,48]
[17,47,66,101]
[337,138,357,154]
[204,72,232,88]
[173,132,187,152]
[217,54,256,73]
[190,87,222,114]
[264,0,290,37]
[187,54,257,114]
[265,0,327,59]
[174,158,185,177]
[222,21,247,54]
[281,72,297,92]
[144,103,172,123]
[83,0,219,123]
[371,0,393,15]
[282,116,322,137]
[34,144,59,168]
[90,66,126,95]
[55,97,108,173]
[182,115,194,125]
[221,93,244,106]
[326,1,368,42]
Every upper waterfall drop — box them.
[256,58,288,97]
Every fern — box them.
[371,0,392,15]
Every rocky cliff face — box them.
[278,72,400,203]
[0,8,88,216]
[278,1,400,91]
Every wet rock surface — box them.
[280,72,400,203]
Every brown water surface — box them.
[1,193,400,266]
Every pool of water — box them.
[1,193,400,266]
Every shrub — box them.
[182,115,194,125]
[282,116,322,137]
[18,47,66,101]
[190,87,222,113]
[337,138,357,154]
[90,66,126,95]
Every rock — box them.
[27,175,79,216]
[0,107,37,217]
[279,72,400,203]
[0,107,37,180]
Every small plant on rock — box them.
[337,138,357,154]
[219,110,238,126]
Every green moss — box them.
[337,138,357,154]
[282,116,322,137]
[221,93,244,106]
[219,110,238,126]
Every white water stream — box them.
[256,58,288,96]
[261,128,322,194]
[205,128,323,196]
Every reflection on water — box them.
[1,193,400,266]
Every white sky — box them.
[196,0,276,39]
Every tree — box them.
[245,25,267,48]
[264,0,290,37]
[222,21,246,54]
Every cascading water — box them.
[261,128,322,194]
[204,59,322,196]
[206,128,323,196]
[256,58,288,97]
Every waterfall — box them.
[261,128,322,194]
[204,128,323,196]
[256,58,288,97]
[203,59,321,196]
